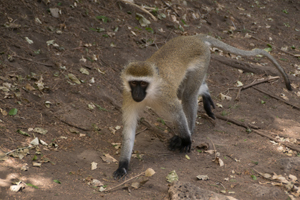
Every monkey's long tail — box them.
[202,35,292,91]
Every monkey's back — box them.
[146,35,210,96]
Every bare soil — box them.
[0,0,300,199]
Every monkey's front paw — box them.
[113,167,127,180]
[169,135,191,153]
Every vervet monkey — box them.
[113,34,292,179]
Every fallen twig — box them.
[253,87,300,110]
[216,114,300,153]
[235,76,280,101]
[121,0,157,21]
[226,154,240,162]
[140,119,167,141]
[207,137,217,160]
[212,54,278,76]
[161,0,180,17]
[215,114,260,130]
[14,55,53,67]
[147,107,175,134]
[200,113,217,126]
[136,127,148,136]
[5,147,30,155]
[56,116,91,131]
[252,129,300,153]
[105,171,145,192]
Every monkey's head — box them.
[121,61,160,102]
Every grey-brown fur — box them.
[113,34,292,179]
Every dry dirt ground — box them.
[0,0,300,199]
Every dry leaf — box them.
[101,154,117,163]
[131,182,140,189]
[205,150,215,154]
[33,162,42,167]
[289,174,297,183]
[68,74,81,84]
[111,143,121,149]
[216,103,223,108]
[145,168,155,177]
[262,173,272,179]
[219,93,232,101]
[90,179,103,187]
[236,81,244,87]
[280,93,289,101]
[91,162,98,170]
[272,173,288,183]
[80,67,89,75]
[215,157,224,167]
[166,170,178,183]
[109,127,116,134]
[197,175,209,180]
[35,76,44,90]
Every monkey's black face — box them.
[129,81,149,102]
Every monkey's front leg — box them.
[168,109,192,153]
[113,113,138,179]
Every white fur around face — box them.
[123,75,161,101]
[123,76,154,92]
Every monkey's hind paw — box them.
[113,167,127,180]
[169,135,191,153]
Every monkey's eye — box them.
[140,81,148,88]
[130,81,137,86]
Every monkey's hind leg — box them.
[202,94,215,119]
[181,91,199,135]
[199,82,215,119]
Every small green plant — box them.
[264,47,272,52]
[9,108,18,116]
[95,104,107,111]
[221,111,228,116]
[145,27,154,33]
[34,49,41,54]
[157,118,166,125]
[151,7,158,16]
[96,16,109,23]
[252,161,258,165]
[251,175,257,180]
[261,100,265,104]
[282,9,288,14]
[32,155,38,161]
[26,183,38,189]
[54,180,61,184]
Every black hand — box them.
[169,135,191,153]
[113,160,129,180]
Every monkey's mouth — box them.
[132,94,146,102]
